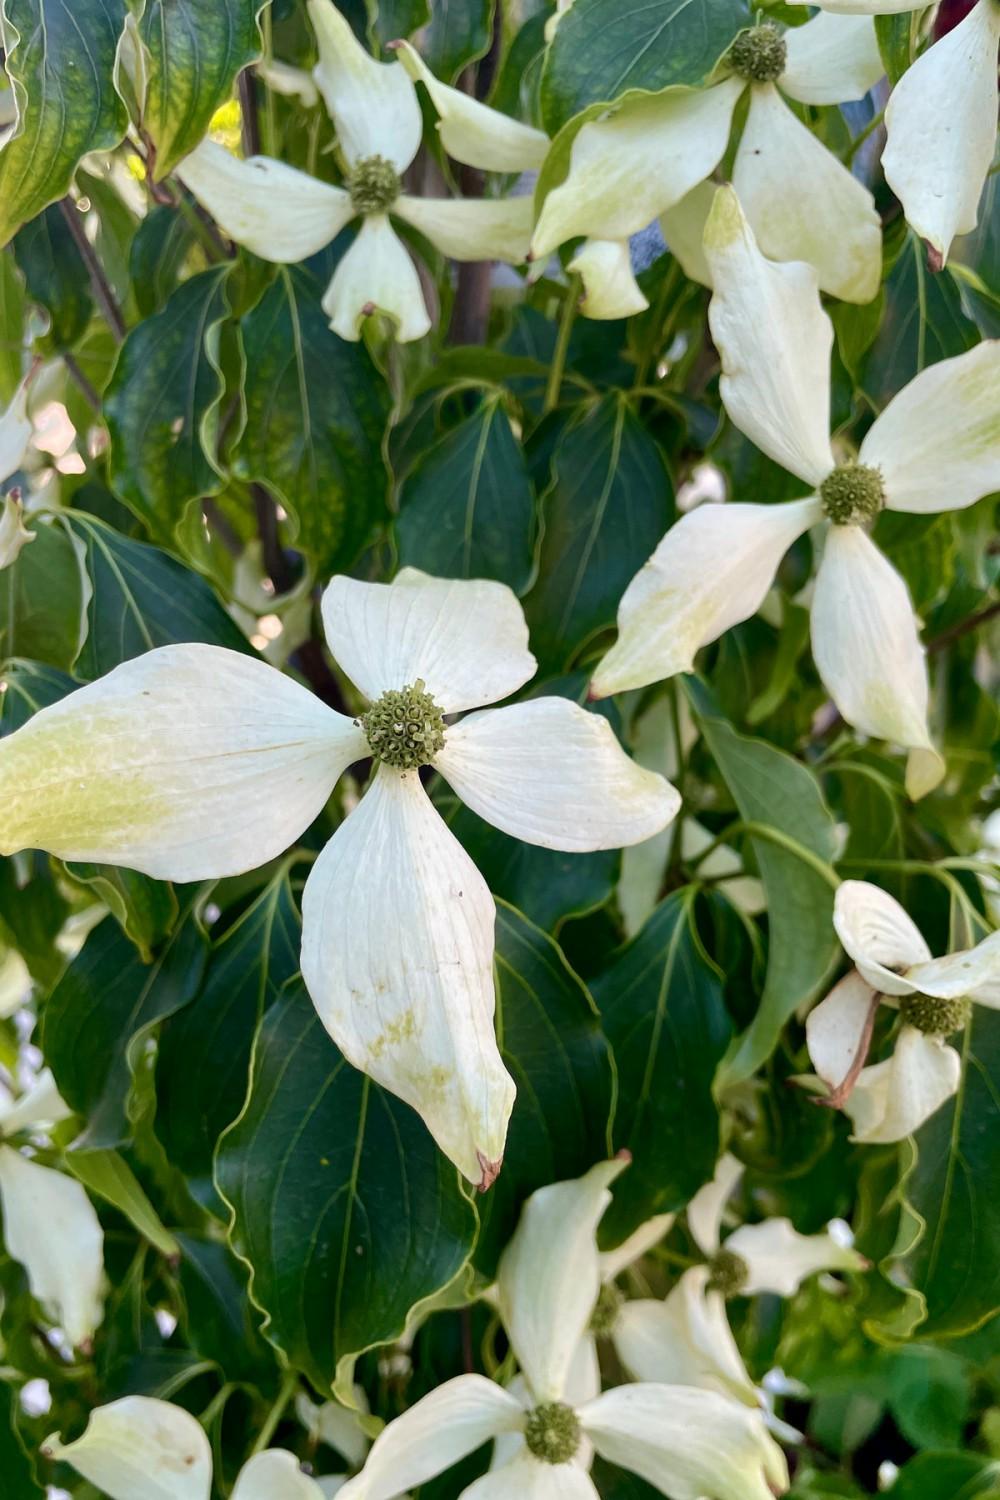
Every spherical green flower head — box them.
[899,993,972,1037]
[359,680,446,769]
[727,24,787,84]
[524,1402,582,1465]
[820,462,886,526]
[349,154,402,214]
[590,1280,625,1336]
[707,1247,749,1297]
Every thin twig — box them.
[238,67,262,158]
[62,353,102,412]
[543,274,580,414]
[926,599,1000,654]
[59,198,127,340]
[810,991,881,1111]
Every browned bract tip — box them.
[925,241,944,274]
[614,1148,632,1163]
[525,249,535,264]
[386,38,402,49]
[477,1151,502,1192]
[362,301,377,317]
[809,988,880,1112]
[585,680,602,702]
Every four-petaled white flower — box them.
[44,1394,346,1499]
[530,12,885,304]
[0,568,677,1187]
[805,880,1000,1143]
[790,0,1000,269]
[591,187,1000,800]
[0,1068,105,1347]
[335,1159,790,1500]
[606,1155,865,1422]
[177,0,543,341]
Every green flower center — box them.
[819,462,886,526]
[706,1247,749,1297]
[590,1281,624,1336]
[899,992,972,1037]
[359,680,446,770]
[348,154,401,215]
[727,24,787,83]
[524,1402,581,1465]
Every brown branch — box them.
[59,198,127,341]
[238,67,262,158]
[926,598,1000,654]
[62,353,102,412]
[810,991,881,1111]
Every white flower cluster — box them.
[38,1153,867,1500]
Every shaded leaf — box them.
[13,203,92,350]
[63,862,177,961]
[0,658,76,733]
[874,14,914,84]
[0,249,27,401]
[174,1232,274,1384]
[422,0,492,83]
[0,521,87,670]
[65,1150,180,1257]
[0,1379,43,1500]
[862,233,979,408]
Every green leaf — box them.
[0,521,87,670]
[174,1232,274,1384]
[524,393,673,673]
[0,1379,43,1500]
[874,13,914,84]
[42,908,207,1149]
[591,888,731,1242]
[138,1,262,181]
[13,203,92,350]
[233,267,391,574]
[0,658,76,733]
[886,1452,1000,1500]
[0,249,27,401]
[689,683,839,1087]
[422,0,493,83]
[899,1007,1000,1338]
[130,203,198,318]
[63,512,252,677]
[0,0,129,247]
[63,862,177,962]
[886,1346,970,1451]
[862,233,979,408]
[64,1149,181,1257]
[156,869,301,1211]
[540,0,747,133]
[396,397,535,592]
[215,977,477,1392]
[104,267,232,541]
[473,902,615,1275]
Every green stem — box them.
[843,106,885,165]
[250,1371,298,1456]
[689,819,841,891]
[543,274,580,415]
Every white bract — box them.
[0,378,31,486]
[44,1394,341,1500]
[0,568,677,1187]
[336,1159,789,1500]
[0,490,33,568]
[592,187,1000,800]
[805,880,1000,1142]
[0,1069,105,1346]
[176,0,535,341]
[790,0,1000,267]
[531,12,884,304]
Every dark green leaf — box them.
[64,1150,180,1257]
[886,1451,1000,1500]
[0,658,76,733]
[473,902,615,1275]
[887,1345,970,1451]
[371,0,430,47]
[0,1379,43,1500]
[63,862,178,961]
[42,909,207,1149]
[524,393,673,673]
[0,521,87,669]
[174,1232,274,1385]
[899,1007,1000,1338]
[105,267,232,542]
[0,0,129,247]
[215,978,477,1392]
[64,512,252,677]
[156,869,301,1210]
[396,397,535,591]
[129,204,198,318]
[234,266,391,574]
[540,0,747,133]
[874,14,914,84]
[862,233,979,408]
[422,0,493,83]
[690,683,839,1087]
[592,888,731,1242]
[0,250,27,401]
[0,853,68,987]
[13,204,92,350]
[139,1,262,181]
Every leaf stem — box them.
[543,274,580,415]
[251,1370,298,1456]
[59,198,127,341]
[842,106,885,166]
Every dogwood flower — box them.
[592,188,1000,799]
[0,491,32,567]
[0,569,677,1187]
[790,0,1000,268]
[529,12,884,304]
[336,1159,789,1500]
[0,1069,105,1346]
[608,1155,865,1414]
[176,0,534,341]
[392,41,649,320]
[805,880,1000,1142]
[44,1394,344,1499]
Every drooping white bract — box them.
[0,569,677,1187]
[611,1154,865,1417]
[0,491,33,568]
[392,42,651,321]
[790,0,1000,267]
[44,1394,338,1500]
[805,881,1000,1143]
[530,11,884,304]
[176,0,536,341]
[335,1160,789,1500]
[0,1069,105,1347]
[591,187,1000,800]
[0,377,32,485]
